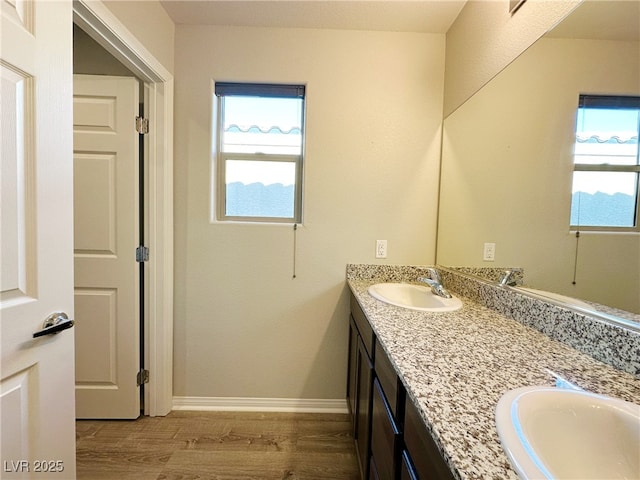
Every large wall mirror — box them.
[437,0,639,318]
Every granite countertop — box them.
[347,277,640,480]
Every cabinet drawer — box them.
[371,379,401,480]
[404,397,455,480]
[351,294,375,358]
[374,341,404,420]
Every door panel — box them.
[1,0,76,477]
[0,58,36,304]
[74,288,117,382]
[1,368,34,472]
[73,152,117,254]
[73,74,140,419]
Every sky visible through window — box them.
[573,108,638,195]
[219,93,304,219]
[571,104,639,227]
[222,96,303,186]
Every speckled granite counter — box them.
[446,265,640,326]
[347,264,640,480]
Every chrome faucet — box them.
[498,269,522,287]
[417,268,452,299]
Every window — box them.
[570,95,640,231]
[214,82,305,223]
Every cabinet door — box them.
[356,336,374,479]
[400,450,419,480]
[347,316,359,430]
[371,378,402,480]
[370,456,381,480]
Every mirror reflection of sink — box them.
[368,283,462,312]
[496,386,640,480]
[515,287,594,311]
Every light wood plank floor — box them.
[76,411,360,480]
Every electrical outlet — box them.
[376,240,387,259]
[483,242,496,261]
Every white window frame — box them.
[570,94,640,232]
[213,82,305,224]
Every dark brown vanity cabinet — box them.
[348,296,375,479]
[348,292,455,480]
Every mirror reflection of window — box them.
[570,95,640,231]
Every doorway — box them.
[72,0,174,417]
[73,28,146,417]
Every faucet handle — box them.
[418,269,453,299]
[498,268,523,287]
[426,267,442,283]
[417,276,436,286]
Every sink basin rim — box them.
[496,386,640,480]
[367,282,462,312]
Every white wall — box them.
[438,37,640,313]
[173,26,445,400]
[443,0,579,117]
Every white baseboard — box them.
[172,396,349,414]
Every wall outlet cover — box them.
[376,240,387,259]
[483,242,496,261]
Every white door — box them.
[1,1,77,478]
[73,74,141,419]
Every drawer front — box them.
[404,397,455,480]
[374,341,403,420]
[371,379,401,480]
[351,294,375,358]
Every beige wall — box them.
[91,0,619,402]
[173,26,445,399]
[443,0,579,117]
[438,37,640,313]
[73,24,136,76]
[103,0,175,74]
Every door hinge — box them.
[135,116,149,134]
[137,369,149,386]
[136,245,149,263]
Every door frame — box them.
[73,0,174,416]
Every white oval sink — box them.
[368,283,462,312]
[496,386,640,479]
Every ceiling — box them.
[160,0,467,33]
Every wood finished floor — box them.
[76,411,360,480]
